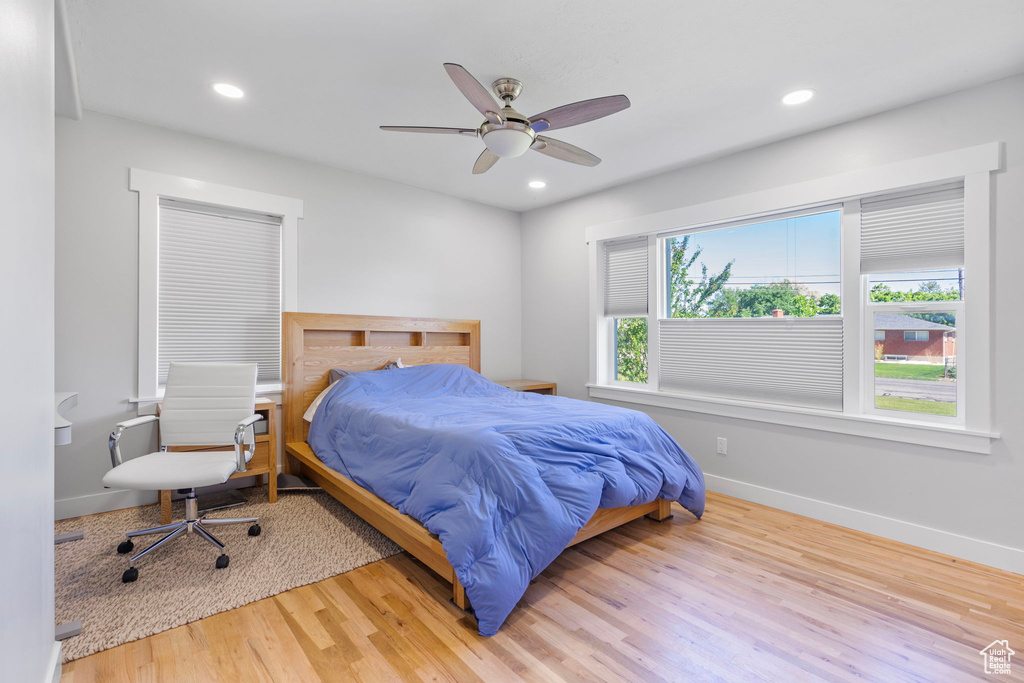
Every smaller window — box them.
[904,330,929,341]
[874,330,885,341]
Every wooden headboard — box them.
[282,312,481,444]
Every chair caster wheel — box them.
[122,567,138,583]
[248,524,261,537]
[117,540,134,554]
[216,554,230,569]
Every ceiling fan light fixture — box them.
[481,128,534,158]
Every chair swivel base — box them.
[117,489,260,583]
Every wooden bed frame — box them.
[282,312,672,611]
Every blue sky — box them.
[674,210,843,296]
[674,210,962,298]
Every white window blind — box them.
[860,182,964,274]
[158,199,282,384]
[660,317,844,410]
[604,237,648,317]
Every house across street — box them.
[874,313,955,362]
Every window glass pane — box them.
[874,311,956,417]
[614,318,647,383]
[869,268,964,302]
[666,211,841,319]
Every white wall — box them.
[55,111,522,518]
[522,75,1024,570]
[0,0,58,679]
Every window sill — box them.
[130,382,283,405]
[586,384,998,454]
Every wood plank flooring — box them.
[61,492,1024,682]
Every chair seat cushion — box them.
[103,451,239,490]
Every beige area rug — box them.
[54,488,401,662]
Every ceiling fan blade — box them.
[443,63,503,125]
[529,94,630,132]
[472,148,499,174]
[380,126,477,136]
[531,136,601,167]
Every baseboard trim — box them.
[705,474,1024,576]
[47,640,61,683]
[55,488,157,520]
[55,476,269,520]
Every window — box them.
[158,200,282,384]
[861,182,965,423]
[655,209,843,410]
[588,143,998,452]
[131,169,303,400]
[604,237,649,385]
[665,210,841,320]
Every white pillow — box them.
[303,380,340,422]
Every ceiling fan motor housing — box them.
[491,78,523,103]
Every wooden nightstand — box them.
[494,379,557,395]
[157,396,277,523]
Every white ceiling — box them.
[66,1,1024,212]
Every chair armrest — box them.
[108,414,160,468]
[116,414,160,430]
[233,414,264,473]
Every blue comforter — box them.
[308,364,705,636]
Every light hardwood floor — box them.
[62,492,1024,682]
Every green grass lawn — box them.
[874,362,952,381]
[875,396,956,416]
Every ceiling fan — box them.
[380,63,630,174]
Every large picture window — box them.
[665,210,841,320]
[653,209,844,410]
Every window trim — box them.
[130,169,303,402]
[586,143,1001,453]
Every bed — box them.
[282,312,705,635]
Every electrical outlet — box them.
[716,437,728,455]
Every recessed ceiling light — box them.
[781,89,815,105]
[212,83,245,99]
[528,180,547,189]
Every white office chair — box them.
[104,362,263,583]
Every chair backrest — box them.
[160,362,258,447]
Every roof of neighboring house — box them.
[874,313,954,331]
